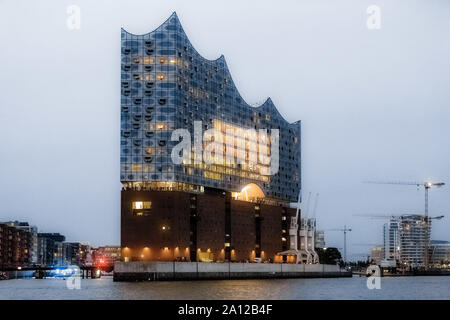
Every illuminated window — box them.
[132,201,151,210]
[156,74,165,81]
[204,171,222,180]
[143,202,151,209]
[265,114,270,121]
[131,165,142,171]
[156,123,166,130]
[169,58,176,64]
[133,201,143,209]
[145,147,154,155]
[159,58,167,64]
[143,57,154,64]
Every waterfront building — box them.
[370,246,383,265]
[383,215,431,268]
[315,230,325,249]
[62,242,91,266]
[429,240,450,267]
[383,219,400,263]
[0,223,30,267]
[37,233,65,266]
[2,221,38,264]
[92,246,121,267]
[120,13,301,263]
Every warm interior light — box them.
[133,201,143,209]
[233,183,265,202]
[156,123,166,130]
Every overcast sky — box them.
[0,0,449,258]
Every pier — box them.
[113,261,351,281]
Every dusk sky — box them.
[0,0,449,259]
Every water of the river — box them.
[0,276,448,300]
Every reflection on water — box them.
[0,276,449,300]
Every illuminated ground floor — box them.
[120,187,297,263]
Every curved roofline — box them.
[121,12,175,37]
[121,12,295,125]
[122,12,224,64]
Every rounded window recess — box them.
[121,81,130,88]
[133,114,142,121]
[134,98,142,105]
[122,64,131,71]
[122,131,131,138]
[159,99,166,105]
[144,40,153,47]
[122,48,131,55]
[146,49,154,55]
[122,89,130,96]
[145,82,154,89]
[145,131,154,138]
[144,115,153,121]
[133,139,142,147]
[144,65,152,72]
[144,156,153,163]
[144,90,152,96]
[158,140,166,147]
[145,106,154,113]
[132,123,140,130]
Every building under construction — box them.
[383,214,432,268]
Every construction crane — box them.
[280,190,320,264]
[288,190,302,254]
[364,180,445,269]
[308,193,320,264]
[326,226,352,262]
[354,214,445,220]
[363,180,445,216]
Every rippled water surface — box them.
[0,276,449,300]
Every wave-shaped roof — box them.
[122,12,298,127]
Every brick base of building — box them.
[121,188,296,262]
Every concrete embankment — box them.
[113,261,352,281]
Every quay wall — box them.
[113,262,351,281]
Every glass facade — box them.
[121,13,301,202]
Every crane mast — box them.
[363,180,445,269]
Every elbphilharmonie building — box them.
[120,13,301,263]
